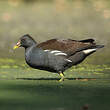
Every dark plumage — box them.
[14,34,104,81]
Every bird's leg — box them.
[58,72,65,82]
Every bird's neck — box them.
[24,41,37,49]
[25,43,36,51]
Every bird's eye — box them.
[21,38,25,42]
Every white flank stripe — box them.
[65,59,72,62]
[83,49,96,54]
[55,53,67,56]
[44,50,67,56]
[44,50,50,52]
[50,50,62,54]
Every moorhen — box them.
[13,34,104,81]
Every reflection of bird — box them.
[82,104,89,110]
[13,34,104,81]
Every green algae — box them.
[0,58,109,80]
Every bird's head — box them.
[13,34,37,49]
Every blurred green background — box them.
[0,0,109,64]
[0,0,110,110]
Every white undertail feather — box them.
[83,49,96,54]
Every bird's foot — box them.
[58,72,65,82]
[59,77,64,82]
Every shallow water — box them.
[0,58,110,110]
[0,79,110,110]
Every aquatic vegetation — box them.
[0,58,15,63]
[70,64,110,72]
[0,58,109,80]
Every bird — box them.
[13,34,104,82]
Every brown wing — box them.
[37,38,96,55]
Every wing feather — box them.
[37,38,96,56]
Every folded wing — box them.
[37,38,96,56]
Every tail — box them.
[95,45,104,49]
[79,39,95,44]
[83,45,104,54]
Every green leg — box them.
[59,72,65,82]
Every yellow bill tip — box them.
[13,45,19,50]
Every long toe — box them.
[58,72,65,82]
[59,77,64,82]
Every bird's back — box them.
[37,38,96,56]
